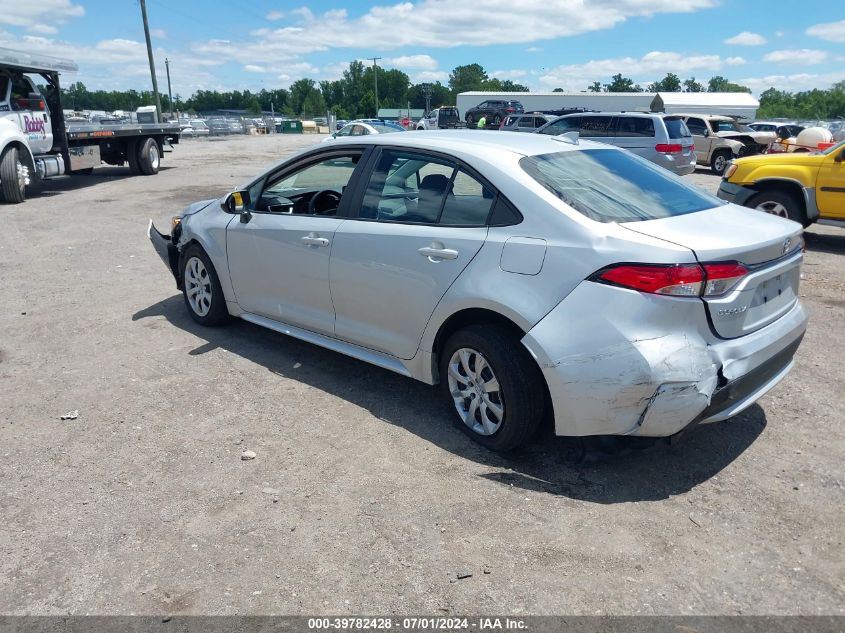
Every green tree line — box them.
[57,63,845,120]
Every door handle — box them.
[418,246,458,261]
[301,234,330,247]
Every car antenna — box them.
[552,131,579,145]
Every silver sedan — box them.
[149,131,807,451]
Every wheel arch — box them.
[430,306,555,434]
[1,139,36,172]
[748,178,807,207]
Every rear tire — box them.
[0,147,26,204]
[747,190,808,226]
[126,140,141,175]
[137,138,160,175]
[439,324,545,451]
[710,150,731,176]
[180,244,231,326]
[492,114,501,126]
[466,114,474,127]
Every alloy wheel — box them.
[755,200,789,218]
[447,347,504,436]
[185,256,212,316]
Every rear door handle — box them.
[418,246,458,261]
[301,234,330,247]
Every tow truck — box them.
[0,47,180,204]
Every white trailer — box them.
[457,91,760,122]
[457,91,656,117]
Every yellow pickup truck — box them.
[717,140,845,228]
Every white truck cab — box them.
[0,46,181,204]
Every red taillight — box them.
[690,144,695,152]
[701,262,749,296]
[655,143,683,154]
[599,264,704,296]
[596,262,748,297]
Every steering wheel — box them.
[308,189,342,215]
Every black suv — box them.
[465,99,524,127]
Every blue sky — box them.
[1,0,843,97]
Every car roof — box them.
[323,129,607,157]
[673,113,734,121]
[556,111,660,118]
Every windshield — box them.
[520,149,723,223]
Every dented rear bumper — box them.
[521,281,807,437]
[147,220,181,287]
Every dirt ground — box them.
[1,134,843,616]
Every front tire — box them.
[466,114,474,127]
[0,147,27,204]
[747,190,808,226]
[710,150,731,176]
[181,245,230,326]
[440,325,545,451]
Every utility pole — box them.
[422,83,432,114]
[370,57,382,118]
[165,57,173,119]
[139,0,163,122]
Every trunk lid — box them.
[622,204,803,338]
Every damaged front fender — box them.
[147,220,181,288]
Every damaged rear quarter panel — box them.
[522,281,719,436]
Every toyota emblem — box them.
[782,238,791,255]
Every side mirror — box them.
[836,149,844,163]
[703,129,710,137]
[222,190,251,222]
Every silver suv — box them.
[536,112,696,175]
[149,131,805,452]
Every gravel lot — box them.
[1,134,843,616]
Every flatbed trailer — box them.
[0,47,181,203]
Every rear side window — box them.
[615,117,655,138]
[517,116,535,128]
[520,149,724,223]
[686,118,707,135]
[358,150,494,226]
[579,116,615,138]
[664,117,692,139]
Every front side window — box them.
[579,115,615,138]
[518,116,535,128]
[358,150,494,225]
[520,149,723,223]
[253,153,361,215]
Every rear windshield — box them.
[664,117,692,139]
[520,149,723,223]
[438,108,459,121]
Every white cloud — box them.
[413,70,448,83]
[723,31,766,46]
[383,54,438,70]
[806,20,845,43]
[538,50,729,91]
[150,29,167,39]
[526,46,542,53]
[266,10,285,21]
[27,24,58,35]
[739,71,845,94]
[491,69,528,78]
[725,56,747,66]
[244,64,266,73]
[775,31,784,37]
[194,0,715,66]
[0,0,83,29]
[762,49,828,65]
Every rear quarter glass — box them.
[520,149,723,223]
